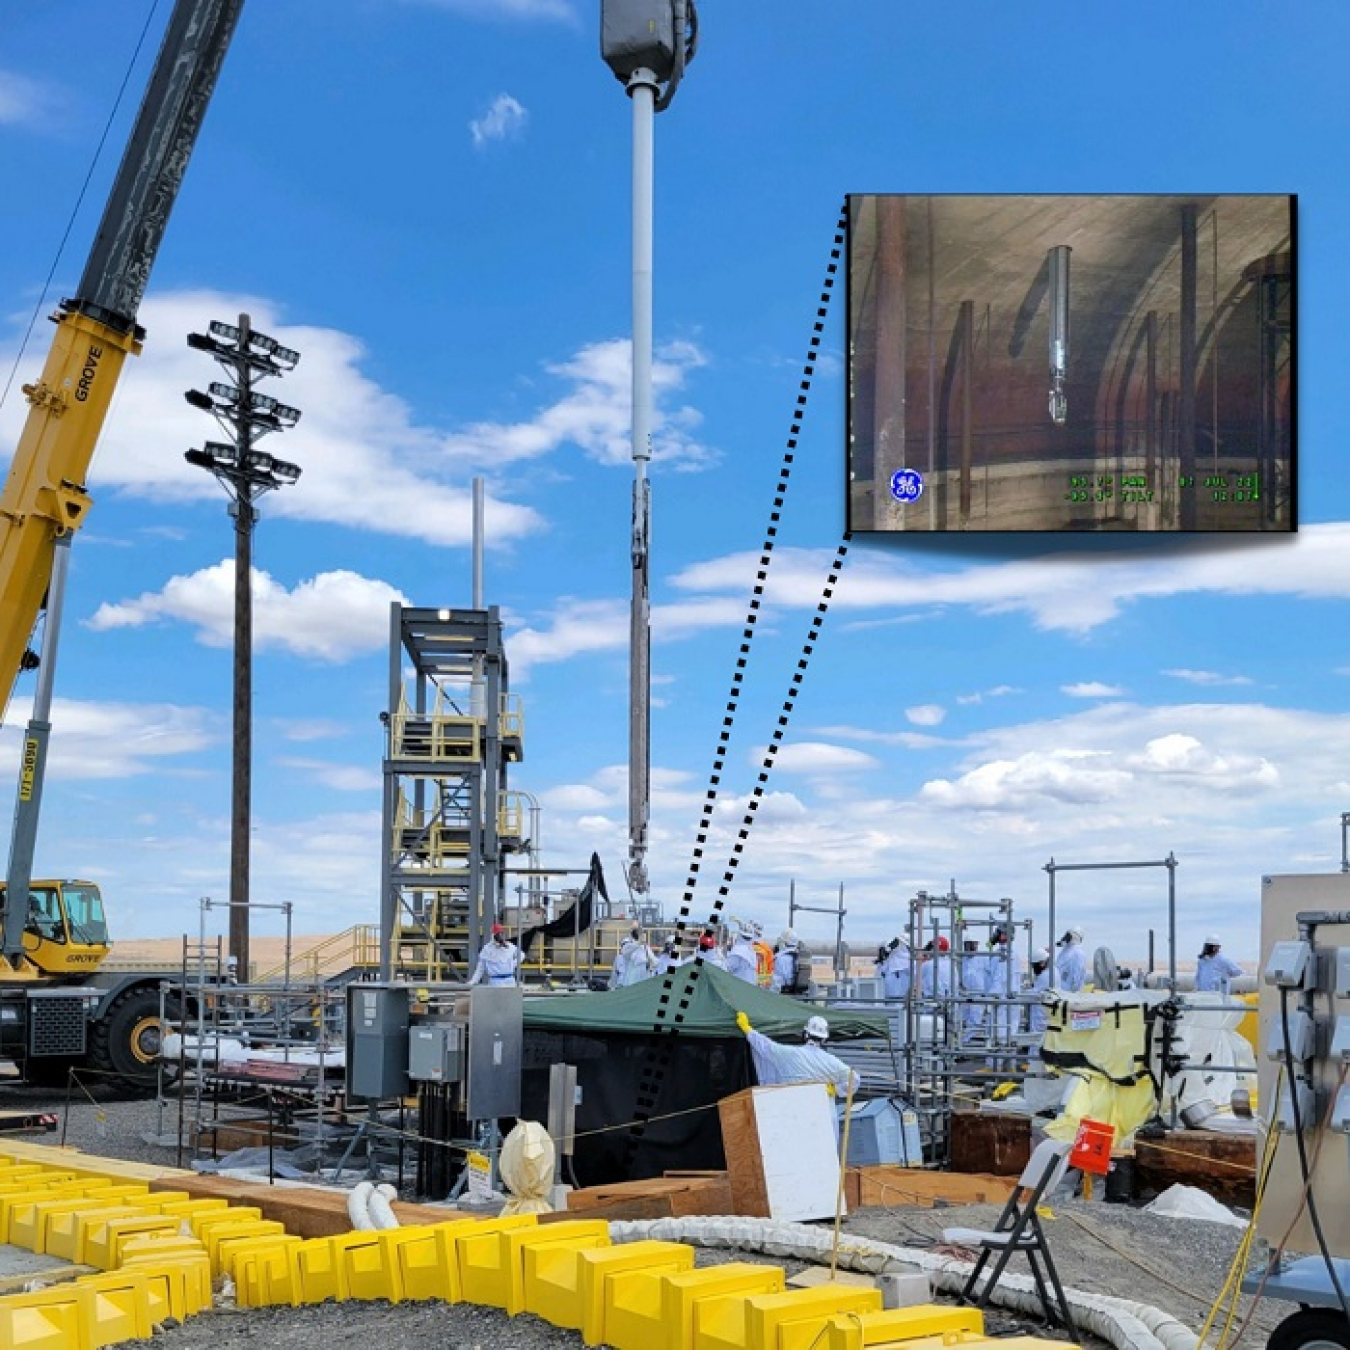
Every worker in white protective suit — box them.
[1195,935,1244,994]
[1027,946,1053,1036]
[919,936,952,997]
[697,930,727,969]
[735,1011,860,1100]
[1055,926,1087,992]
[654,934,687,975]
[771,929,806,994]
[960,940,988,1042]
[983,924,1024,1041]
[876,937,914,1000]
[725,923,760,984]
[468,924,523,986]
[613,924,656,988]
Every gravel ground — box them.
[0,1084,1296,1350]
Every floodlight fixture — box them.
[184,388,214,411]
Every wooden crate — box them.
[845,1166,1016,1210]
[949,1110,1031,1176]
[718,1085,842,1221]
[1133,1129,1256,1207]
[549,1171,734,1223]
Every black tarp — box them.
[519,852,605,954]
[520,1026,752,1186]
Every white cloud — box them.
[0,698,215,780]
[906,705,945,727]
[275,758,382,792]
[0,293,708,552]
[470,94,528,148]
[87,562,406,662]
[814,724,951,751]
[1129,733,1278,791]
[1062,682,1125,698]
[923,750,1130,809]
[956,685,1019,706]
[0,71,55,126]
[767,742,880,774]
[1164,668,1254,687]
[0,291,544,550]
[441,338,712,471]
[672,528,1350,635]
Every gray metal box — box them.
[601,0,676,81]
[466,986,523,1119]
[408,1022,465,1084]
[346,983,410,1100]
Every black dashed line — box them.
[620,207,849,1167]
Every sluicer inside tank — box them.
[1048,244,1071,425]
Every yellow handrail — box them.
[251,924,380,985]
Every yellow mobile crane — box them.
[0,0,244,1087]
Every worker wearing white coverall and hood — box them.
[1028,946,1053,1035]
[1195,934,1244,994]
[469,924,522,986]
[735,1011,860,1100]
[726,923,760,984]
[1055,926,1087,992]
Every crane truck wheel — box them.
[87,987,179,1093]
[1268,1310,1350,1350]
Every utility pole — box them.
[184,315,302,979]
[599,0,698,904]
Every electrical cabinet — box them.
[346,983,410,1100]
[408,1022,465,1084]
[1258,873,1350,1257]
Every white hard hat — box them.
[1204,934,1222,947]
[804,1015,830,1042]
[779,929,798,947]
[1033,947,1051,963]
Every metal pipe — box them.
[959,300,974,522]
[926,198,936,530]
[873,197,906,528]
[1046,860,1057,989]
[626,70,657,900]
[1048,245,1071,426]
[1179,204,1199,528]
[1145,310,1158,487]
[0,536,73,958]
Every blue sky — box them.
[0,0,1346,967]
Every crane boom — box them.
[0,0,245,961]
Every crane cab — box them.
[0,879,110,977]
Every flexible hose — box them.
[346,1180,375,1231]
[369,1182,401,1230]
[608,1216,1199,1350]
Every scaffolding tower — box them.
[379,605,525,981]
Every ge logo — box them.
[890,469,924,503]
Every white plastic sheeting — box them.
[1158,994,1258,1129]
[607,1216,1200,1350]
[500,1121,557,1215]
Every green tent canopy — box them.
[522,960,890,1040]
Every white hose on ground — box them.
[369,1182,401,1230]
[608,1217,1199,1350]
[346,1180,376,1231]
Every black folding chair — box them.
[941,1136,1077,1334]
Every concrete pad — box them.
[0,1241,89,1294]
[786,1264,877,1290]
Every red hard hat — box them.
[491,923,504,935]
[699,933,715,949]
[936,936,950,952]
